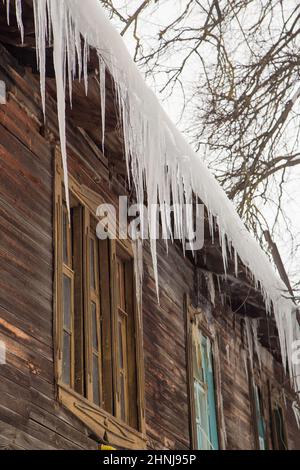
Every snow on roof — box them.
[5,0,300,390]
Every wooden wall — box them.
[142,241,193,450]
[0,42,299,450]
[0,43,97,450]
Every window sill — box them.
[58,382,147,450]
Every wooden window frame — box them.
[54,150,146,449]
[88,227,103,407]
[113,243,139,429]
[185,296,222,450]
[252,381,268,450]
[270,392,289,450]
[61,265,75,388]
[247,368,274,450]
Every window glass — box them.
[193,330,219,450]
[62,331,71,386]
[118,313,128,422]
[91,302,98,350]
[63,209,68,265]
[254,385,267,450]
[63,275,72,331]
[273,406,287,450]
[90,238,96,290]
[120,373,126,422]
[57,189,140,431]
[61,202,74,388]
[93,354,100,406]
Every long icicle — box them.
[3,0,300,395]
[48,0,70,215]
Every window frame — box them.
[116,252,130,422]
[251,381,268,450]
[54,150,146,449]
[88,225,103,407]
[271,397,289,450]
[185,297,222,450]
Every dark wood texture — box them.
[0,3,299,450]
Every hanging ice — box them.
[3,0,300,395]
[205,272,216,306]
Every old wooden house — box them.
[0,0,299,450]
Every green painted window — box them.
[273,405,288,450]
[193,331,219,450]
[253,384,267,450]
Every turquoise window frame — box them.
[253,384,267,450]
[193,331,219,450]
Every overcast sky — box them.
[102,1,300,292]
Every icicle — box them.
[251,318,262,368]
[225,344,230,364]
[15,0,24,42]
[283,390,287,408]
[131,227,143,312]
[6,0,10,25]
[205,272,215,306]
[5,0,23,40]
[65,9,74,106]
[208,209,214,243]
[83,34,89,95]
[98,55,106,154]
[74,25,83,81]
[32,0,47,116]
[245,317,262,370]
[245,317,254,370]
[234,248,238,277]
[216,275,222,297]
[242,349,249,380]
[4,0,300,396]
[220,229,228,275]
[48,0,70,215]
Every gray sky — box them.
[102,1,300,291]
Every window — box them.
[253,384,267,450]
[54,157,145,449]
[272,405,288,450]
[115,247,137,428]
[89,224,102,407]
[189,324,219,450]
[60,198,108,406]
[61,205,74,387]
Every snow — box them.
[4,0,300,393]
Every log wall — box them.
[0,43,299,450]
